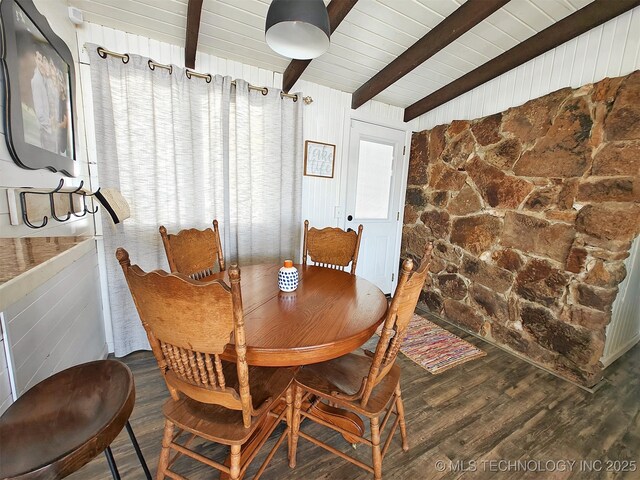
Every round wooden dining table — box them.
[205,263,387,478]
[204,264,388,367]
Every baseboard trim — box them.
[600,332,640,368]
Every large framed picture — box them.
[0,0,76,175]
[304,140,335,178]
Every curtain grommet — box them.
[262,87,269,96]
[186,69,212,82]
[149,60,173,74]
[96,46,129,64]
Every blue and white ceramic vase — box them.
[278,260,299,292]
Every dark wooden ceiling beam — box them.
[351,0,510,110]
[185,0,204,69]
[404,0,640,122]
[282,0,358,93]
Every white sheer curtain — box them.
[228,80,303,262]
[89,46,303,356]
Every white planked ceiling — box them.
[67,0,594,109]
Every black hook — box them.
[82,187,100,214]
[19,180,101,229]
[49,179,72,222]
[18,180,63,229]
[19,190,48,229]
[70,181,87,217]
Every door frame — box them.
[339,111,413,293]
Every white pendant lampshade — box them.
[265,0,330,60]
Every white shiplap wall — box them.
[412,7,640,368]
[0,0,96,238]
[293,80,412,230]
[3,247,106,397]
[416,7,640,130]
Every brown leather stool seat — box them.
[0,359,151,480]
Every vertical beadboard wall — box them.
[413,7,640,368]
[76,24,412,233]
[416,7,640,130]
[289,79,413,230]
[76,24,413,352]
[0,0,95,238]
[602,236,640,367]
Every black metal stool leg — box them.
[104,446,121,480]
[126,420,152,480]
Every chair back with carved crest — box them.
[159,219,225,280]
[360,243,433,406]
[302,219,363,274]
[117,248,260,428]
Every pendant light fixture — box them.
[265,0,330,60]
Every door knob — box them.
[347,215,353,221]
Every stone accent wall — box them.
[403,71,640,387]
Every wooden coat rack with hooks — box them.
[7,179,100,229]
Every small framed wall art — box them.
[0,0,77,175]
[304,140,335,178]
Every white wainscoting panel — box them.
[2,248,107,397]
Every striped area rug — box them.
[399,314,486,374]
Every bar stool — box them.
[0,359,151,480]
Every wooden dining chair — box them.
[289,243,433,479]
[302,219,364,274]
[117,248,295,480]
[159,219,225,280]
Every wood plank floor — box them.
[68,314,639,479]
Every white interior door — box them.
[345,120,407,294]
